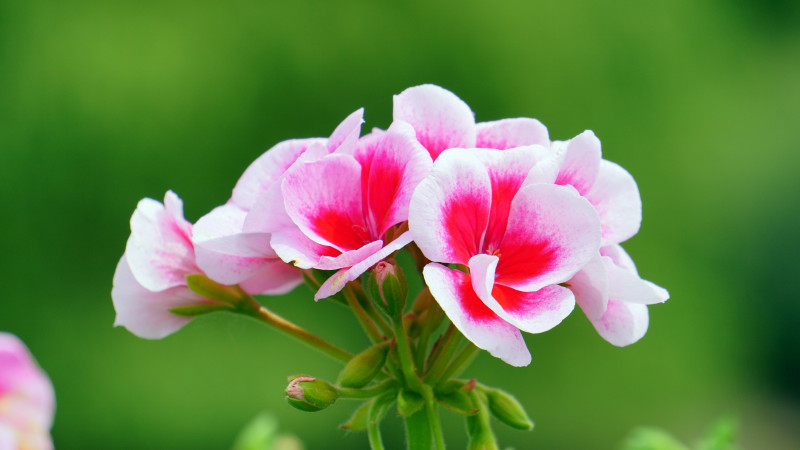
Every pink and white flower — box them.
[191,109,366,295]
[410,147,601,366]
[264,120,433,299]
[0,333,55,450]
[112,191,214,339]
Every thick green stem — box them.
[338,379,398,399]
[393,314,423,392]
[343,283,384,343]
[438,341,479,385]
[425,324,463,385]
[421,385,446,450]
[404,408,433,450]
[367,418,384,450]
[353,282,393,337]
[241,295,352,364]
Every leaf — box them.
[435,389,477,415]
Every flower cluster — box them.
[112,84,668,365]
[0,333,55,450]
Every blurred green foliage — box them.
[1,0,799,449]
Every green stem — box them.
[421,385,446,450]
[404,408,433,450]
[413,291,442,373]
[425,324,462,384]
[343,283,384,343]
[437,341,479,385]
[393,314,423,392]
[353,282,393,337]
[338,379,398,399]
[367,417,384,450]
[241,295,352,364]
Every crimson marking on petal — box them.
[495,240,557,286]
[442,196,487,263]
[453,268,497,322]
[310,209,372,252]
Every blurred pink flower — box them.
[0,333,55,450]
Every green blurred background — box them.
[2,0,799,448]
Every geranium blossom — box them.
[410,147,601,365]
[0,333,55,450]
[266,120,433,299]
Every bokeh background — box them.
[2,0,799,448]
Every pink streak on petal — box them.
[554,130,602,196]
[591,300,649,347]
[585,160,642,246]
[327,108,364,155]
[568,254,609,321]
[232,138,327,210]
[423,263,531,367]
[282,154,371,252]
[490,284,575,334]
[355,121,433,237]
[112,256,207,340]
[409,152,491,264]
[495,184,600,292]
[315,232,413,300]
[126,191,199,292]
[476,118,549,149]
[393,84,476,160]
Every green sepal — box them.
[397,389,425,417]
[340,400,372,431]
[481,386,533,431]
[169,302,231,317]
[185,274,242,305]
[435,389,478,415]
[285,376,338,413]
[369,391,396,424]
[286,396,322,412]
[337,340,390,388]
[367,261,408,318]
[435,378,475,396]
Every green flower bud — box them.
[482,387,533,430]
[336,341,390,388]
[285,376,339,412]
[367,261,408,318]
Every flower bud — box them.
[367,261,408,318]
[482,387,533,430]
[336,341,390,388]
[285,376,339,412]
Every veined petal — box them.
[476,118,549,149]
[585,160,642,245]
[232,138,327,210]
[568,254,609,321]
[316,232,413,300]
[409,152,491,265]
[112,256,207,339]
[328,108,364,155]
[126,191,198,292]
[553,130,602,196]
[356,121,433,237]
[393,84,476,160]
[282,154,372,252]
[495,184,600,292]
[423,263,531,367]
[590,300,649,347]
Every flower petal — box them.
[112,255,206,339]
[409,152,491,265]
[495,184,600,292]
[282,154,371,252]
[604,257,669,305]
[327,108,364,155]
[355,121,433,237]
[271,228,339,269]
[316,232,413,300]
[476,118,549,149]
[125,191,198,292]
[231,138,327,210]
[238,259,303,295]
[393,84,476,160]
[490,284,575,334]
[590,300,649,347]
[553,130,602,196]
[568,254,609,321]
[585,160,642,245]
[423,263,531,366]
